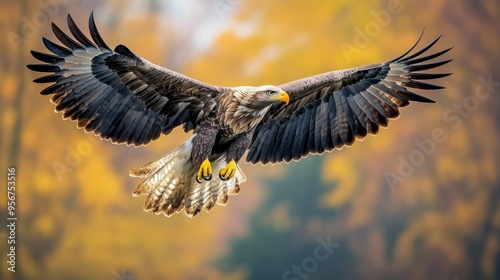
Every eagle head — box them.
[233,85,289,112]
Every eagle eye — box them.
[267,90,274,95]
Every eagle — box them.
[27,12,452,218]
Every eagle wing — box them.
[247,35,452,164]
[27,12,220,146]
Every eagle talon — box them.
[219,160,237,181]
[196,176,203,184]
[219,173,229,181]
[196,159,212,183]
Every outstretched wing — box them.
[27,12,220,146]
[247,35,452,164]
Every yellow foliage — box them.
[34,214,55,236]
[266,203,294,231]
[34,173,55,194]
[321,154,358,207]
[416,176,437,203]
[75,151,123,210]
[424,232,464,264]
[1,74,18,100]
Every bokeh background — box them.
[1,0,499,279]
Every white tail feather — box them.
[129,137,246,218]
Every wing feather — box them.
[337,92,355,146]
[28,13,221,146]
[67,14,96,48]
[292,114,305,160]
[41,37,73,56]
[88,11,111,50]
[247,35,452,164]
[303,107,316,153]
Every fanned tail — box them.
[129,137,246,218]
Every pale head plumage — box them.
[217,85,289,135]
[232,85,289,112]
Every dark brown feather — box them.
[27,13,222,146]
[247,35,452,164]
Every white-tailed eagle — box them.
[27,13,452,218]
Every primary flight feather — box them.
[27,12,452,218]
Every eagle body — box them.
[191,85,285,168]
[28,13,452,218]
[130,86,282,216]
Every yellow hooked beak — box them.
[274,91,289,105]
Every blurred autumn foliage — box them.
[1,0,499,279]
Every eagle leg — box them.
[219,160,237,181]
[196,158,212,183]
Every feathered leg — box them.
[130,137,247,218]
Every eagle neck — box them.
[217,89,269,136]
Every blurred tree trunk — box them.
[1,8,25,278]
[9,32,25,169]
[7,2,27,280]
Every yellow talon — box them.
[197,159,212,183]
[219,160,237,181]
